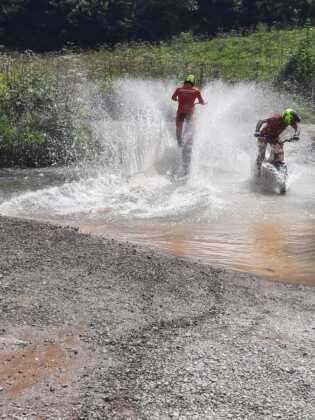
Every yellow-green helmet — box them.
[184,74,195,85]
[282,108,301,125]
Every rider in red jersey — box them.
[172,74,206,146]
[254,108,301,175]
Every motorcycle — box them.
[180,119,194,176]
[259,136,299,194]
[178,102,206,177]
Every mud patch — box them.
[0,325,86,399]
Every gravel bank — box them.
[0,216,314,419]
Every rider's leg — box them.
[186,113,194,132]
[269,143,284,164]
[181,113,194,175]
[176,113,184,146]
[256,138,267,175]
[277,144,284,163]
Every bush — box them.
[278,25,315,101]
[0,53,101,167]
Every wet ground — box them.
[77,216,315,285]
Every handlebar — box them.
[254,134,300,144]
[280,137,300,144]
[193,102,207,106]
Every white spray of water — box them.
[0,79,311,220]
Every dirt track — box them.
[0,216,314,419]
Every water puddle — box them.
[74,216,315,285]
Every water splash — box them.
[0,79,311,221]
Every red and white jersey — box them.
[172,83,205,114]
[261,113,297,140]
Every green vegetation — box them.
[278,25,315,91]
[1,26,314,168]
[82,27,314,82]
[0,54,102,167]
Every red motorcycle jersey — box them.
[172,84,205,114]
[261,113,297,140]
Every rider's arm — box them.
[172,88,179,102]
[197,90,206,105]
[292,122,300,137]
[255,119,268,134]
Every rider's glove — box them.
[254,131,260,138]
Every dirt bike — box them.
[259,136,299,194]
[177,103,206,177]
[180,119,194,176]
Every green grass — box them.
[82,27,315,83]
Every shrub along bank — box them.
[0,27,314,168]
[0,53,101,167]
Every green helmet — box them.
[184,74,195,85]
[282,108,301,125]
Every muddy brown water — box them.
[0,160,315,286]
[76,215,315,285]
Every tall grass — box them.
[82,28,313,83]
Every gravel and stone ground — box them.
[0,216,314,419]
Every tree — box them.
[0,0,314,50]
[194,0,240,34]
[134,0,197,41]
[0,0,74,50]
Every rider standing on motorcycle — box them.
[254,108,301,175]
[172,74,206,146]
